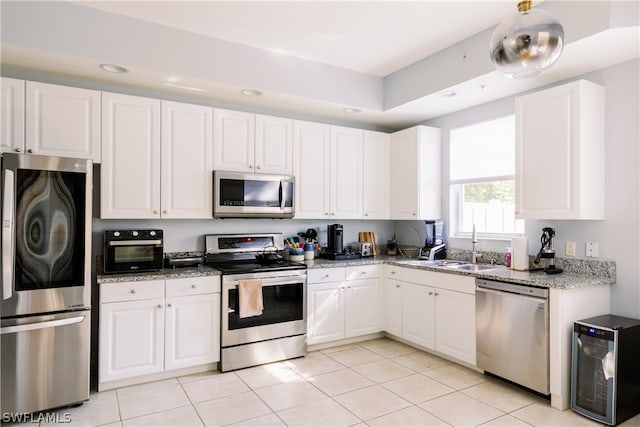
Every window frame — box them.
[448,115,523,240]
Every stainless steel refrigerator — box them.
[1,153,92,414]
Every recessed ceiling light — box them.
[99,64,129,73]
[440,90,457,97]
[241,89,262,97]
[342,107,361,114]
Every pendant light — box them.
[490,0,564,79]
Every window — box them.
[449,115,524,237]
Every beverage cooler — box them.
[571,315,640,425]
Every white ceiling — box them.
[2,1,639,130]
[71,1,518,77]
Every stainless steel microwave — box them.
[213,171,295,218]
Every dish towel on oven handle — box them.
[238,279,264,318]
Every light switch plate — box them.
[565,241,576,256]
[586,242,599,258]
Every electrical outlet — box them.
[586,242,599,258]
[565,241,576,256]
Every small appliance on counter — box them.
[572,315,640,425]
[418,220,446,261]
[532,227,562,274]
[164,255,203,269]
[359,242,373,257]
[319,224,361,260]
[103,229,164,274]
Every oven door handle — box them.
[108,240,163,246]
[2,169,15,301]
[225,276,306,289]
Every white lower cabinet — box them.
[307,266,381,345]
[385,267,476,365]
[402,282,436,349]
[99,276,220,388]
[99,297,165,383]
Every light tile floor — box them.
[22,338,640,426]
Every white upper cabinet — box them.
[0,77,25,154]
[102,94,214,219]
[293,120,331,219]
[101,92,161,219]
[1,79,100,161]
[390,125,441,220]
[330,125,363,218]
[161,101,213,219]
[363,130,390,219]
[255,114,293,174]
[294,121,364,219]
[214,109,293,174]
[213,109,255,172]
[25,81,100,161]
[515,80,605,220]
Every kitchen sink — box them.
[455,263,504,271]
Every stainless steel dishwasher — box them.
[476,278,550,395]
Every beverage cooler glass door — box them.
[571,326,616,424]
[1,154,92,317]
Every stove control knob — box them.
[150,231,156,237]
[113,231,120,237]
[132,231,139,237]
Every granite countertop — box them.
[97,256,614,290]
[304,256,615,290]
[97,264,221,284]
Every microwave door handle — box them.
[279,180,285,209]
[2,169,15,301]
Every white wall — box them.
[395,59,640,317]
[92,218,394,256]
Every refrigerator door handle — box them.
[2,168,15,301]
[1,315,85,335]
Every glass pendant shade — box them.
[490,1,564,79]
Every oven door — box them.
[221,271,306,347]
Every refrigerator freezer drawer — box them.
[1,310,91,413]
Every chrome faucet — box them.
[471,225,481,264]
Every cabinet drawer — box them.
[100,280,165,303]
[403,269,475,294]
[346,265,380,280]
[166,276,220,297]
[385,265,403,280]
[307,267,345,283]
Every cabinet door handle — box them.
[27,149,33,153]
[395,284,400,288]
[256,165,262,170]
[324,212,329,216]
[390,271,396,275]
[364,213,369,216]
[130,289,136,294]
[249,164,253,169]
[435,292,439,296]
[191,284,197,288]
[167,303,172,307]
[428,291,433,296]
[153,210,159,215]
[331,213,335,216]
[323,274,330,279]
[360,271,366,275]
[157,304,162,308]
[14,147,21,152]
[163,210,168,214]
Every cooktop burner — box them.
[204,232,308,275]
[209,261,306,275]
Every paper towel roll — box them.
[511,236,529,271]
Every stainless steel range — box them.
[205,233,307,372]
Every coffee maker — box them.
[419,220,446,260]
[327,224,344,255]
[533,227,562,274]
